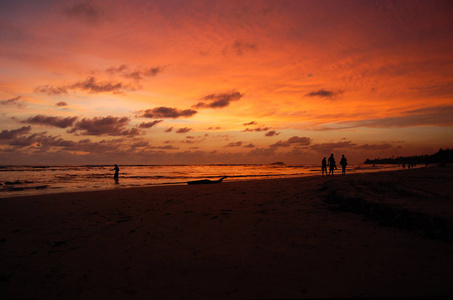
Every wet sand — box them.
[1,166,452,299]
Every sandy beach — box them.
[1,166,452,299]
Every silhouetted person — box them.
[339,154,347,175]
[321,157,327,176]
[113,164,119,182]
[328,154,336,176]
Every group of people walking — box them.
[322,154,347,176]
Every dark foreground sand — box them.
[1,166,452,299]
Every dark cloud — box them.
[243,127,270,132]
[0,126,31,139]
[137,107,197,119]
[208,126,222,130]
[35,77,133,95]
[138,120,163,129]
[130,141,149,148]
[105,65,129,74]
[148,145,179,150]
[247,147,277,156]
[0,96,26,108]
[64,1,103,24]
[225,141,242,147]
[0,130,84,150]
[56,101,68,107]
[34,85,69,95]
[271,136,312,148]
[22,115,78,128]
[71,76,131,94]
[269,140,291,148]
[305,89,343,98]
[193,91,243,109]
[287,136,312,145]
[243,121,257,126]
[68,116,140,136]
[165,127,173,132]
[243,143,255,148]
[265,130,280,137]
[106,65,164,81]
[176,127,192,134]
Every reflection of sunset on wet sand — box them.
[1,0,452,165]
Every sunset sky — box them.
[1,0,452,165]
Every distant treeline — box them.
[364,148,453,165]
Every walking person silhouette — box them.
[321,157,327,176]
[339,154,348,175]
[328,154,336,176]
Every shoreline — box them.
[0,164,423,200]
[0,163,409,199]
[1,166,452,298]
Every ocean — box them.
[0,164,404,198]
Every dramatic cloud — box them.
[137,107,197,119]
[0,96,26,108]
[271,136,312,148]
[22,115,78,128]
[35,77,133,95]
[243,143,255,148]
[55,101,68,107]
[176,127,192,134]
[64,1,103,24]
[0,126,31,140]
[265,130,280,137]
[305,89,343,98]
[106,65,164,81]
[68,116,140,136]
[138,120,163,129]
[243,121,257,126]
[193,91,243,109]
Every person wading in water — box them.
[113,164,119,182]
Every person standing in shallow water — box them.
[328,154,336,176]
[113,164,119,182]
[321,157,327,176]
[339,154,348,175]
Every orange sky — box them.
[1,0,452,165]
